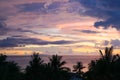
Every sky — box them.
[0,0,120,55]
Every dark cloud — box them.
[47,2,62,14]
[0,16,7,21]
[0,37,74,47]
[77,30,100,34]
[51,40,72,44]
[17,2,62,14]
[111,39,120,47]
[103,40,109,46]
[11,35,25,38]
[0,20,10,35]
[17,3,46,13]
[47,2,61,10]
[15,28,43,35]
[71,0,120,30]
[0,18,42,35]
[0,23,41,35]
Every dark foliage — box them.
[85,46,120,80]
[0,54,21,80]
[24,53,70,80]
[0,46,120,80]
[47,54,71,80]
[25,53,45,80]
[73,61,85,78]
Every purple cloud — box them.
[17,3,46,13]
[0,37,74,47]
[71,0,120,30]
[16,2,63,14]
[74,29,100,34]
[111,39,120,47]
[103,40,109,46]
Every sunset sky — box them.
[0,0,120,55]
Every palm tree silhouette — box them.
[86,46,118,80]
[0,54,7,64]
[29,53,44,66]
[73,62,85,74]
[48,54,70,80]
[0,54,21,80]
[73,61,85,79]
[49,54,70,71]
[99,46,114,63]
[25,53,45,80]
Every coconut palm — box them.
[48,54,70,80]
[99,46,114,63]
[73,62,85,74]
[0,54,21,80]
[49,54,70,71]
[0,54,7,64]
[86,46,118,80]
[25,53,45,80]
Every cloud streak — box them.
[0,37,74,47]
[74,29,100,34]
[0,18,43,35]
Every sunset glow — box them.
[0,0,120,55]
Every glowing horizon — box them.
[0,0,120,55]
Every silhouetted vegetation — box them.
[85,46,120,80]
[0,54,21,80]
[0,46,120,80]
[47,54,70,80]
[24,53,70,80]
[25,53,45,80]
[73,61,85,78]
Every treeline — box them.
[0,46,120,80]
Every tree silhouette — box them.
[49,54,70,71]
[0,54,21,80]
[25,53,45,80]
[73,61,85,78]
[48,54,70,80]
[0,54,7,64]
[1,46,120,80]
[99,46,115,63]
[85,46,120,80]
